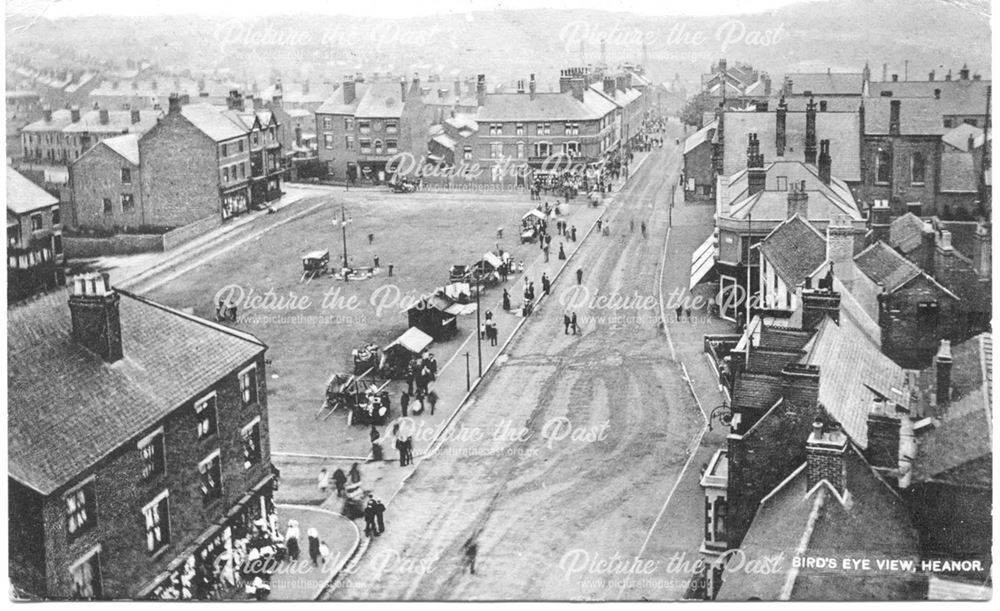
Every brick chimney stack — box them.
[131,109,141,124]
[921,221,936,275]
[866,398,901,471]
[974,222,991,277]
[889,100,901,136]
[570,77,586,103]
[476,74,487,107]
[787,179,809,219]
[870,199,891,242]
[529,74,536,101]
[399,77,407,103]
[826,214,856,283]
[818,139,832,184]
[68,273,123,363]
[99,108,109,125]
[806,420,849,496]
[342,76,356,105]
[168,93,183,114]
[933,339,953,412]
[70,106,81,123]
[226,90,245,112]
[776,96,787,157]
[804,97,818,164]
[799,287,841,329]
[747,134,766,196]
[42,106,52,122]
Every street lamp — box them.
[708,404,733,431]
[474,271,483,378]
[335,201,352,281]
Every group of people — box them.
[392,421,415,466]
[283,520,331,572]
[318,463,362,498]
[406,352,437,398]
[481,309,499,346]
[363,496,387,538]
[562,310,580,335]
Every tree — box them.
[681,91,717,129]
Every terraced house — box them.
[8,273,276,600]
[21,106,160,166]
[7,166,65,300]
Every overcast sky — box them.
[13,0,819,19]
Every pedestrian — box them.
[685,307,692,321]
[370,425,382,461]
[368,233,374,245]
[543,245,550,262]
[363,499,377,538]
[571,225,577,241]
[542,273,550,296]
[373,254,380,269]
[641,221,647,238]
[497,226,503,240]
[597,218,603,232]
[545,234,552,247]
[427,389,439,415]
[576,268,583,285]
[317,468,330,493]
[308,528,322,565]
[319,541,331,568]
[527,282,535,301]
[464,539,478,574]
[331,467,347,497]
[571,311,579,335]
[630,218,635,233]
[675,304,683,322]
[395,436,407,467]
[285,520,300,561]
[502,288,511,311]
[558,242,566,260]
[349,462,361,484]
[373,498,386,534]
[427,353,438,380]
[401,391,410,417]
[564,310,571,334]
[404,435,414,464]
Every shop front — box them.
[221,186,250,220]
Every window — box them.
[358,120,370,134]
[911,152,926,184]
[374,139,384,154]
[343,135,354,151]
[252,132,259,147]
[360,138,372,154]
[242,418,262,469]
[943,117,954,128]
[776,176,788,191]
[120,167,131,185]
[515,123,524,136]
[194,393,219,439]
[963,118,978,127]
[220,143,228,157]
[386,120,398,134]
[66,480,96,538]
[53,234,63,255]
[534,142,552,158]
[238,139,245,153]
[489,123,503,136]
[199,451,222,504]
[238,163,246,179]
[324,133,334,149]
[30,213,43,231]
[323,117,332,130]
[516,142,525,159]
[463,146,472,161]
[386,138,397,154]
[138,429,165,481]
[536,123,543,136]
[240,365,258,405]
[566,141,580,156]
[918,301,939,326]
[121,193,135,212]
[344,118,354,131]
[70,547,102,600]
[52,205,61,225]
[543,123,551,135]
[876,149,891,183]
[223,166,230,184]
[490,142,503,158]
[103,198,112,215]
[142,491,170,554]
[565,123,579,136]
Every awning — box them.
[689,232,718,290]
[385,327,433,354]
[522,209,546,221]
[481,251,503,269]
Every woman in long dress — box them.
[285,519,300,561]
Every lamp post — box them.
[464,352,471,391]
[337,201,352,281]
[474,272,483,378]
[708,404,733,431]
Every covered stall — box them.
[521,209,547,243]
[406,296,458,341]
[380,327,434,379]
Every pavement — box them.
[318,129,722,600]
[268,504,361,601]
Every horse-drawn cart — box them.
[301,250,330,282]
[316,368,392,425]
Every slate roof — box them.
[888,213,926,254]
[912,334,992,485]
[22,109,74,132]
[784,72,864,96]
[718,450,923,601]
[683,120,716,155]
[722,110,862,181]
[315,83,370,115]
[938,150,978,192]
[8,289,266,495]
[6,166,58,215]
[61,109,160,134]
[862,97,949,135]
[354,82,408,119]
[477,91,612,122]
[758,216,827,287]
[721,161,862,222]
[941,123,989,151]
[853,242,923,292]
[180,104,248,141]
[99,134,140,165]
[868,78,990,116]
[802,311,910,448]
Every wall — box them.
[861,136,941,215]
[879,275,962,369]
[684,138,715,202]
[316,112,354,180]
[36,352,270,599]
[140,113,221,226]
[70,144,143,231]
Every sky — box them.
[10,0,820,19]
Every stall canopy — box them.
[385,327,434,355]
[302,250,329,262]
[522,209,547,222]
[689,232,718,290]
[481,251,503,270]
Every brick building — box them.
[70,92,283,231]
[7,90,43,159]
[21,106,160,166]
[682,119,717,202]
[315,76,427,183]
[7,166,65,301]
[8,273,275,599]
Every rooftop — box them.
[720,161,862,222]
[785,72,864,96]
[6,166,58,216]
[758,215,828,288]
[96,133,140,165]
[8,289,266,495]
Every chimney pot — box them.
[99,108,109,125]
[934,340,953,411]
[68,273,123,363]
[131,109,141,124]
[70,106,81,123]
